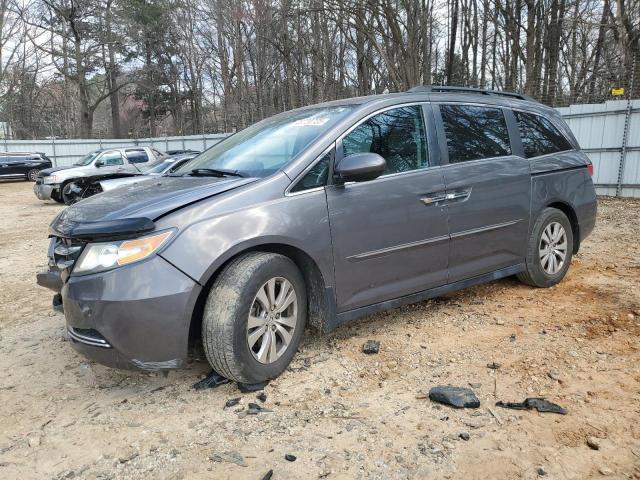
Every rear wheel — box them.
[517,207,574,287]
[26,169,40,182]
[202,252,307,383]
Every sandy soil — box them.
[0,180,639,480]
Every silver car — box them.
[33,146,167,203]
[99,154,196,192]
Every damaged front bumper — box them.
[37,254,202,371]
[33,183,60,201]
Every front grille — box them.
[67,327,111,348]
[49,237,85,280]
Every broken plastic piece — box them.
[261,470,274,480]
[247,402,272,414]
[363,340,380,354]
[257,392,267,403]
[429,386,480,408]
[225,397,241,408]
[285,453,297,462]
[193,370,230,390]
[495,397,567,414]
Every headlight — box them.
[73,230,174,275]
[43,175,59,184]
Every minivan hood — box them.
[51,176,257,238]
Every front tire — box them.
[202,252,307,383]
[517,207,574,287]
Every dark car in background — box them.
[0,152,52,181]
[37,86,597,385]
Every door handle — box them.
[446,190,471,201]
[420,194,447,205]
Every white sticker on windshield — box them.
[292,117,330,126]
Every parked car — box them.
[57,154,197,204]
[166,149,200,156]
[98,154,197,193]
[0,152,52,181]
[37,86,596,384]
[33,146,168,203]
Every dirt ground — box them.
[0,180,639,480]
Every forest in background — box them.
[0,0,638,139]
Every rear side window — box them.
[126,149,150,163]
[291,151,331,193]
[439,104,511,163]
[514,111,573,158]
[342,105,428,175]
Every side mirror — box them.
[94,160,104,167]
[334,153,386,183]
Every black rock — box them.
[225,397,241,408]
[459,432,470,441]
[537,467,547,476]
[238,381,269,393]
[193,371,230,390]
[363,340,380,354]
[284,453,297,462]
[261,470,274,480]
[257,392,267,403]
[428,386,480,409]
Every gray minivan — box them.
[37,87,597,384]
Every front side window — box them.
[177,106,355,178]
[342,105,428,175]
[101,151,123,166]
[439,104,511,163]
[290,151,331,192]
[515,110,573,158]
[74,151,100,166]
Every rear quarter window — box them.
[514,110,573,158]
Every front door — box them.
[326,104,450,313]
[435,103,531,282]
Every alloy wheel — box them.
[246,277,298,364]
[539,221,567,275]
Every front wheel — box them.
[202,252,307,384]
[517,207,574,287]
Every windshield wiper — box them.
[188,168,245,178]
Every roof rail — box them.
[407,85,536,102]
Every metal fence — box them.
[557,99,640,198]
[0,134,229,167]
[2,101,639,197]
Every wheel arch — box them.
[187,242,334,346]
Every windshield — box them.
[176,106,354,178]
[74,151,101,166]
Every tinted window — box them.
[515,110,573,158]
[101,151,123,166]
[439,104,511,163]
[343,105,428,175]
[126,149,150,163]
[291,151,331,192]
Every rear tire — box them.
[202,252,307,383]
[517,207,574,287]
[26,169,40,182]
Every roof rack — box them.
[407,85,535,102]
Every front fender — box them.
[158,188,334,289]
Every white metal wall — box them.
[557,99,640,198]
[2,101,639,197]
[0,134,229,167]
